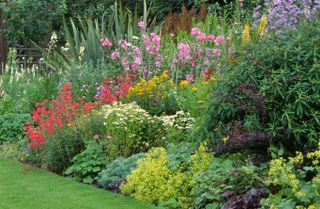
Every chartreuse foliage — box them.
[261,141,320,209]
[120,145,213,208]
[0,158,158,209]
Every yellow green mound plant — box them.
[261,140,320,209]
[120,145,213,208]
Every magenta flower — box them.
[214,35,225,44]
[207,34,215,42]
[101,38,112,47]
[138,21,145,30]
[197,33,207,43]
[111,52,120,60]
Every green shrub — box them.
[206,18,320,156]
[0,114,31,144]
[192,157,266,208]
[43,127,85,174]
[101,102,164,158]
[261,141,320,209]
[42,112,105,174]
[120,145,213,208]
[1,0,67,45]
[0,141,28,160]
[65,141,108,184]
[0,95,16,114]
[96,153,145,192]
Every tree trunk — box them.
[0,6,8,72]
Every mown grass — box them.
[0,158,158,209]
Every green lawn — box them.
[0,158,157,209]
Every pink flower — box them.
[122,57,129,65]
[155,61,161,67]
[191,27,200,36]
[111,52,120,60]
[138,21,145,30]
[151,34,161,48]
[197,33,207,43]
[121,40,128,50]
[134,56,142,65]
[178,43,190,59]
[131,63,139,70]
[101,38,112,47]
[207,34,214,42]
[186,74,194,82]
[213,48,221,56]
[214,35,225,44]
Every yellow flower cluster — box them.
[306,141,320,165]
[179,80,189,88]
[258,15,268,36]
[243,24,250,44]
[266,141,320,208]
[120,145,213,208]
[128,72,174,99]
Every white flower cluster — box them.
[159,110,195,131]
[101,102,156,130]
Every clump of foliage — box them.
[192,156,266,208]
[0,113,31,144]
[43,127,85,174]
[120,145,213,208]
[65,141,108,184]
[261,140,320,208]
[207,17,320,156]
[96,153,145,192]
[1,0,67,45]
[0,141,28,160]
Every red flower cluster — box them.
[24,74,135,148]
[96,73,136,105]
[24,84,93,148]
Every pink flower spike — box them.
[138,21,145,30]
[214,35,225,44]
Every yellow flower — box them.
[223,136,230,143]
[191,87,198,91]
[208,77,219,81]
[243,23,250,44]
[179,80,189,88]
[128,87,135,96]
[258,15,268,36]
[160,72,170,80]
[202,81,208,85]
